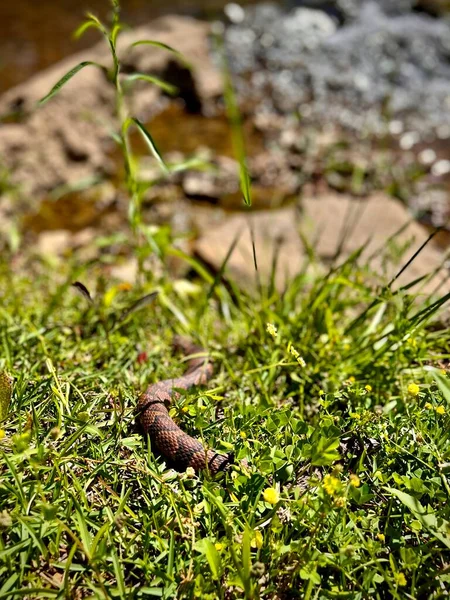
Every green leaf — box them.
[126,117,168,173]
[0,372,12,421]
[131,40,191,68]
[39,62,107,105]
[73,15,106,40]
[387,487,450,549]
[216,36,252,207]
[309,437,341,466]
[432,372,450,405]
[110,23,123,47]
[196,539,222,580]
[125,73,177,95]
[241,528,251,583]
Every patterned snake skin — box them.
[137,336,231,474]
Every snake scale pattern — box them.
[137,336,231,474]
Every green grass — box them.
[1,233,450,599]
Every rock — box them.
[182,157,240,200]
[35,227,97,257]
[224,1,450,133]
[301,194,445,297]
[410,184,449,227]
[37,230,73,255]
[195,193,448,296]
[195,205,308,291]
[109,258,140,284]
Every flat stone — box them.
[195,205,308,292]
[302,193,448,296]
[194,193,448,298]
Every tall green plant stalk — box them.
[38,0,182,273]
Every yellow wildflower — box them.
[215,542,224,552]
[377,533,385,542]
[251,531,263,549]
[182,406,189,413]
[424,402,433,410]
[266,323,278,339]
[436,405,446,415]
[348,376,356,384]
[334,497,346,508]
[394,572,407,587]
[0,429,5,441]
[365,384,372,392]
[240,431,247,439]
[289,345,306,367]
[349,474,361,487]
[407,383,420,397]
[350,412,361,420]
[263,487,280,505]
[323,474,341,496]
[185,467,195,478]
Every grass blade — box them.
[38,62,107,105]
[125,73,177,95]
[128,117,168,173]
[214,35,252,207]
[118,291,159,324]
[131,40,191,68]
[73,14,107,40]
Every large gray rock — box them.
[225,1,450,133]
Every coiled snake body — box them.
[137,337,231,474]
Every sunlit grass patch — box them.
[0,228,449,598]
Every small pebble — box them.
[389,120,404,135]
[418,149,437,165]
[431,159,450,177]
[400,132,420,150]
[224,3,245,24]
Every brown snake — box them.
[137,336,232,474]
